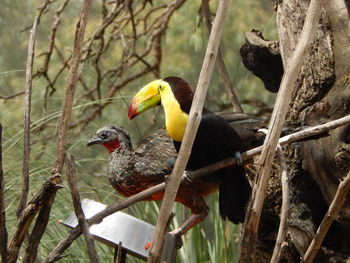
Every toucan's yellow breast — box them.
[160,87,188,142]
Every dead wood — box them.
[303,170,350,263]
[201,0,243,112]
[7,172,62,263]
[17,9,38,219]
[238,0,350,261]
[66,155,99,263]
[270,144,290,263]
[240,0,325,261]
[147,0,231,261]
[0,125,8,263]
[44,115,350,263]
[240,30,283,93]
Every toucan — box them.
[128,76,252,227]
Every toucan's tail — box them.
[219,165,251,224]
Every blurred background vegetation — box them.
[0,0,276,262]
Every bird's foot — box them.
[182,171,193,183]
[234,151,243,166]
[169,210,207,238]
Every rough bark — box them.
[240,0,350,262]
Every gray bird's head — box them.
[87,125,131,153]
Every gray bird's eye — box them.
[100,131,110,139]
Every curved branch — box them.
[303,169,350,263]
[240,0,325,261]
[44,114,350,263]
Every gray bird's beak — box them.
[87,135,104,146]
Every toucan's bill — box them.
[128,79,166,119]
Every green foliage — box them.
[0,0,276,262]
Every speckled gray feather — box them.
[105,127,176,196]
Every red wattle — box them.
[103,141,120,153]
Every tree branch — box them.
[270,144,290,263]
[147,0,230,262]
[7,172,62,263]
[54,0,92,173]
[240,0,325,261]
[44,114,350,263]
[0,124,8,263]
[25,2,93,262]
[201,0,243,112]
[17,13,38,219]
[66,155,99,263]
[0,91,25,100]
[22,192,57,263]
[7,1,92,262]
[303,169,350,263]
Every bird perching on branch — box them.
[128,76,252,230]
[87,125,228,217]
[87,126,176,199]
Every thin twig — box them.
[44,114,350,263]
[0,124,8,263]
[240,0,325,261]
[22,2,93,262]
[7,1,92,263]
[54,0,92,173]
[201,0,243,112]
[23,193,57,263]
[66,155,99,263]
[31,0,185,137]
[44,183,166,263]
[0,91,25,100]
[17,14,38,219]
[270,144,290,263]
[7,172,62,263]
[147,0,230,262]
[303,170,350,263]
[114,242,124,263]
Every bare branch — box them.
[0,91,25,100]
[0,124,8,263]
[270,144,290,263]
[66,155,99,263]
[44,114,350,263]
[303,169,350,263]
[7,172,62,263]
[44,182,165,263]
[7,1,92,262]
[145,0,231,262]
[201,0,243,112]
[240,0,325,261]
[29,0,186,137]
[114,242,125,263]
[17,14,38,219]
[23,193,56,263]
[54,0,92,173]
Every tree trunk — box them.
[241,0,350,262]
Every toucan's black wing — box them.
[174,112,252,224]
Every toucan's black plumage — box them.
[129,76,252,224]
[164,77,251,223]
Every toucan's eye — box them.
[158,85,164,92]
